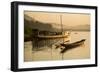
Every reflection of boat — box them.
[60,39,86,53]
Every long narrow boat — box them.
[60,39,86,53]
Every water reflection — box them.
[24,31,90,62]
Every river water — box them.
[24,31,90,62]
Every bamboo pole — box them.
[61,53,64,60]
[60,14,64,60]
[51,45,53,60]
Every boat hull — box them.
[60,39,86,53]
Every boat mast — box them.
[60,14,64,43]
[60,14,64,60]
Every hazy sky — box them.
[24,11,90,26]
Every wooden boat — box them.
[37,34,69,39]
[60,39,86,53]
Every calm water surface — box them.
[24,31,90,62]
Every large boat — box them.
[37,32,70,39]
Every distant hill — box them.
[72,25,90,31]
[24,14,90,32]
[63,25,90,31]
[24,14,61,32]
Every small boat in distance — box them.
[74,32,78,34]
[59,39,86,53]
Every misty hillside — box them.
[63,25,90,31]
[24,14,61,32]
[24,14,90,31]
